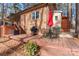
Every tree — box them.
[1,3,5,25]
[68,3,72,28]
[74,3,79,37]
[13,3,21,13]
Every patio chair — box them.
[40,28,48,37]
[51,27,60,38]
[43,27,60,38]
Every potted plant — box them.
[24,40,40,56]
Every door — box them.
[53,11,62,32]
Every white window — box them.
[32,11,40,20]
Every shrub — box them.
[24,40,40,56]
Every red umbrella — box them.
[48,9,53,27]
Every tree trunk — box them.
[1,3,5,37]
[1,3,5,25]
[74,3,79,38]
[68,4,72,30]
[13,3,18,13]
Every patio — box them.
[0,34,79,56]
[39,37,79,56]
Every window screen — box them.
[32,11,36,19]
[36,11,39,19]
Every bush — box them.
[24,40,40,56]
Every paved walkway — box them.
[0,34,79,56]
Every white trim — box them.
[54,10,63,13]
[31,10,40,20]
